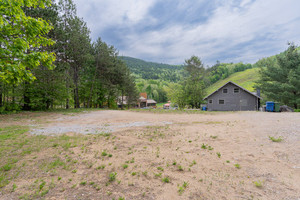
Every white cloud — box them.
[73,0,157,37]
[73,0,300,65]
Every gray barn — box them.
[203,81,261,111]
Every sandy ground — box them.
[0,110,299,200]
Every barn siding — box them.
[207,83,258,111]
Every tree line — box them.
[0,0,138,113]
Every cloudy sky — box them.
[72,0,300,66]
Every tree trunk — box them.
[12,85,15,104]
[74,87,79,108]
[23,82,31,110]
[107,95,110,108]
[73,65,80,108]
[88,58,99,108]
[0,82,3,107]
[121,90,124,110]
[66,98,69,109]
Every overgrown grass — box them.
[0,125,85,189]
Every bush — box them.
[0,103,21,114]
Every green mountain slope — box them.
[205,68,260,95]
[119,56,183,82]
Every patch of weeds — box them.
[157,167,164,171]
[131,172,137,176]
[172,161,177,165]
[80,181,86,186]
[130,158,135,163]
[109,172,117,182]
[154,172,162,178]
[57,177,62,181]
[1,163,13,172]
[39,180,46,191]
[188,140,192,143]
[234,164,241,169]
[44,158,66,172]
[253,180,263,188]
[226,160,230,163]
[210,135,218,139]
[89,182,95,185]
[189,160,196,167]
[101,150,108,156]
[72,169,77,173]
[142,171,148,177]
[108,154,112,157]
[52,143,59,147]
[12,183,17,192]
[162,176,170,183]
[178,165,184,171]
[216,152,221,158]
[118,197,125,200]
[269,136,283,142]
[97,164,105,170]
[122,164,128,169]
[178,181,188,195]
[208,146,214,150]
[201,144,207,149]
[102,132,111,137]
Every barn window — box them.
[223,88,228,93]
[219,100,225,104]
[209,99,212,104]
[234,88,240,93]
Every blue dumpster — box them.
[202,106,207,111]
[266,101,274,112]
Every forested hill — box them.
[119,56,183,82]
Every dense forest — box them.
[119,56,183,82]
[0,0,138,113]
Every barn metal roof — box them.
[203,81,262,100]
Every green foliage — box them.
[234,164,241,169]
[165,83,187,109]
[0,0,138,111]
[207,61,253,85]
[0,0,55,84]
[269,136,283,142]
[120,56,182,82]
[109,172,117,182]
[161,177,170,183]
[256,44,300,109]
[178,181,188,195]
[165,56,206,108]
[253,180,263,188]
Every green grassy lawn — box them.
[205,68,260,95]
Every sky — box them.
[72,0,300,66]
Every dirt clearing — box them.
[0,110,299,200]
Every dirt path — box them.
[0,110,299,200]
